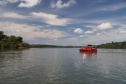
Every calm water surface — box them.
[0,48,126,84]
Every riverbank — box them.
[0,46,30,49]
[97,41,126,49]
[30,44,81,48]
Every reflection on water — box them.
[0,49,30,65]
[0,49,31,84]
[80,51,97,62]
[0,49,23,64]
[0,48,126,84]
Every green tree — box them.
[17,36,23,43]
[21,42,30,47]
[7,35,19,48]
[0,31,4,40]
[0,31,29,48]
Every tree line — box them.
[0,31,30,48]
[30,44,81,48]
[97,41,126,49]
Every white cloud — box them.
[85,30,94,34]
[50,0,76,9]
[117,30,126,34]
[97,22,113,30]
[2,12,27,19]
[85,25,95,28]
[18,0,41,8]
[80,27,126,44]
[1,12,70,26]
[31,12,70,26]
[0,22,68,40]
[0,0,41,8]
[97,3,126,12]
[80,35,84,37]
[50,37,82,46]
[96,33,101,36]
[74,28,83,33]
[0,0,19,5]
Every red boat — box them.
[79,44,97,52]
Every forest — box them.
[97,41,126,49]
[0,31,30,48]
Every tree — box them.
[0,31,29,48]
[0,31,4,40]
[0,31,3,36]
[21,42,30,47]
[97,41,126,49]
[17,36,23,43]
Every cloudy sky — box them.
[0,0,126,45]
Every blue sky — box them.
[1,0,126,45]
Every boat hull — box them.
[79,47,97,52]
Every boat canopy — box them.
[83,44,93,46]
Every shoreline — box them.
[0,47,29,49]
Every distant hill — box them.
[97,41,126,49]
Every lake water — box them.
[0,48,126,84]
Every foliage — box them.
[97,41,126,49]
[21,42,30,47]
[0,31,29,48]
